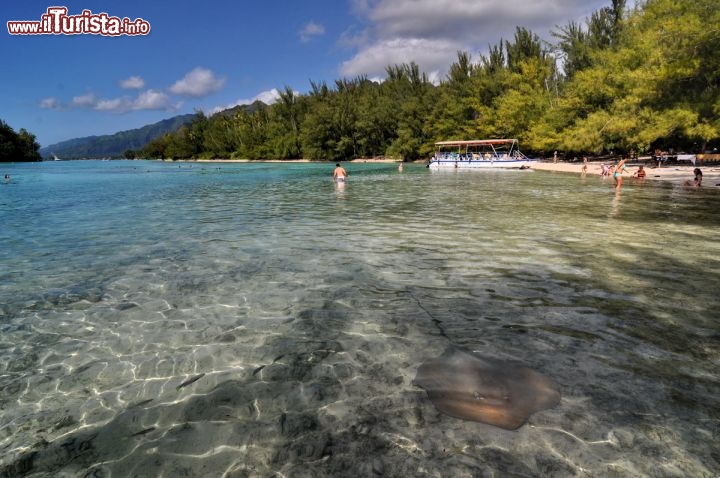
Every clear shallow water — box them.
[1,160,719,477]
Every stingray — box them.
[413,347,560,430]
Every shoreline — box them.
[531,161,720,186]
[170,157,404,164]
[163,158,719,186]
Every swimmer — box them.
[332,163,348,182]
[633,165,646,180]
[684,168,702,187]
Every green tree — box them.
[384,62,435,160]
[552,21,591,79]
[354,79,395,158]
[137,0,720,161]
[203,114,238,158]
[123,149,137,159]
[552,0,719,154]
[0,120,42,162]
[269,86,304,159]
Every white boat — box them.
[427,139,537,170]
[52,153,63,161]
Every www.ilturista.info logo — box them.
[7,7,150,36]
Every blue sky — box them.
[2,0,608,147]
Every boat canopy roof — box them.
[434,139,518,147]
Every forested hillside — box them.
[40,114,196,159]
[142,0,719,161]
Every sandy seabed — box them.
[1,160,719,477]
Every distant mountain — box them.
[39,114,196,159]
[39,102,268,159]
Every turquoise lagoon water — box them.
[0,160,719,477]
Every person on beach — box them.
[600,163,611,178]
[654,148,663,168]
[684,168,702,187]
[633,165,646,181]
[581,157,588,175]
[613,158,629,188]
[332,163,348,182]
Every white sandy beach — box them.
[532,160,720,187]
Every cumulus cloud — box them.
[39,76,178,113]
[39,97,60,109]
[169,67,226,97]
[132,89,173,110]
[119,75,145,89]
[299,21,325,42]
[341,0,607,79]
[255,89,282,104]
[72,92,97,107]
[210,88,281,115]
[341,37,458,78]
[67,90,177,113]
[94,97,128,112]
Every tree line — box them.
[0,120,42,162]
[133,0,715,161]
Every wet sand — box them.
[532,161,720,186]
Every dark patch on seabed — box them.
[0,279,538,477]
[3,272,720,477]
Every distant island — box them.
[38,102,266,160]
[38,113,195,160]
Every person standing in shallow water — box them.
[613,158,629,189]
[332,163,348,182]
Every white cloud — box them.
[169,67,225,97]
[119,75,145,89]
[91,90,177,113]
[94,97,128,112]
[132,89,172,110]
[300,21,325,42]
[72,92,97,107]
[255,88,282,104]
[341,37,459,78]
[39,97,60,109]
[210,88,281,115]
[40,78,176,113]
[341,0,608,79]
